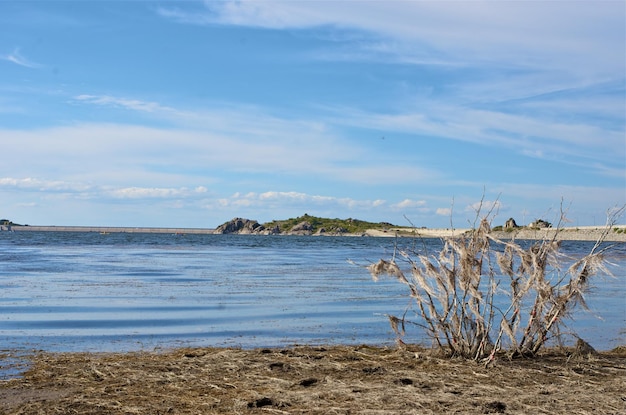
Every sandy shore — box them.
[1,345,625,414]
[366,225,626,242]
[489,226,626,242]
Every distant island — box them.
[212,214,399,235]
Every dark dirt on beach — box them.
[1,345,625,415]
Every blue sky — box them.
[1,1,624,228]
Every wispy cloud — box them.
[0,177,90,192]
[331,104,624,176]
[1,48,42,69]
[105,186,208,199]
[0,177,208,201]
[159,1,624,74]
[391,199,427,210]
[436,207,452,217]
[219,191,386,211]
[0,176,419,220]
[156,1,624,178]
[59,91,626,184]
[56,95,440,184]
[156,1,330,28]
[73,95,179,114]
[466,200,503,215]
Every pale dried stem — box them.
[370,205,623,360]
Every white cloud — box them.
[1,93,444,186]
[0,177,210,202]
[332,104,624,172]
[65,91,623,182]
[218,190,388,212]
[467,200,502,215]
[259,191,330,202]
[105,186,207,199]
[73,95,179,114]
[155,1,624,178]
[1,48,42,69]
[0,177,90,192]
[155,1,623,177]
[392,199,426,210]
[436,207,452,217]
[158,1,624,76]
[157,1,331,28]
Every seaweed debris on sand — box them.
[1,345,625,414]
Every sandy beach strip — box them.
[368,225,626,242]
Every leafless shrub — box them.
[370,204,624,362]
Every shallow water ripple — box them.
[0,233,624,361]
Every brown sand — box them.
[1,345,625,414]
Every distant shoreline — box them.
[370,226,626,242]
[2,224,625,241]
[2,225,217,234]
[488,226,626,242]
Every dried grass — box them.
[1,345,625,414]
[369,205,625,362]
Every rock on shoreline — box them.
[213,217,343,236]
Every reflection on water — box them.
[0,232,624,360]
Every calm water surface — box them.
[1,232,624,357]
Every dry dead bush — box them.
[370,205,624,362]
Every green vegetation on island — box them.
[213,214,405,235]
[262,213,397,234]
[0,219,22,226]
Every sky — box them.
[0,0,624,229]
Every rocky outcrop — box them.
[214,218,266,234]
[288,221,313,235]
[315,226,348,236]
[529,219,552,229]
[214,219,318,235]
[504,218,518,230]
[267,225,281,235]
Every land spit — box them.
[3,225,216,234]
[4,224,626,241]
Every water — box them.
[1,232,624,359]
